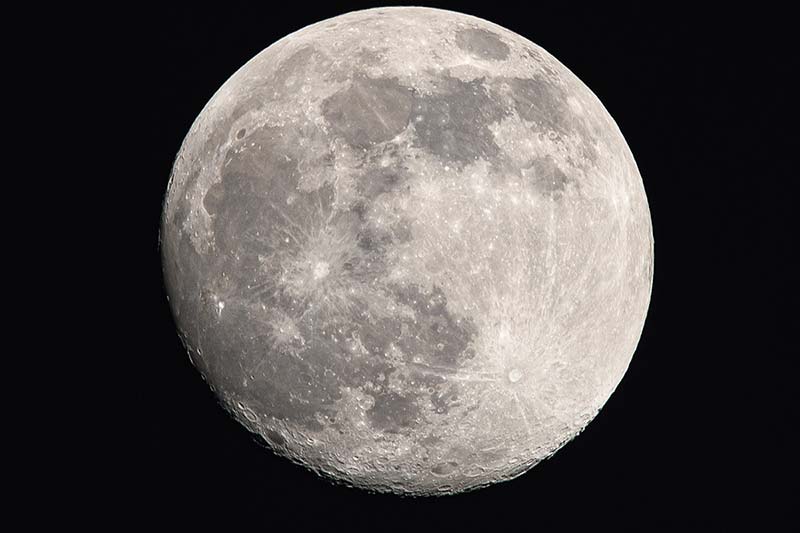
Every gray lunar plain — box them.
[161,7,653,495]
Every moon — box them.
[161,7,653,495]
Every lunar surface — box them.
[161,7,653,495]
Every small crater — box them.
[236,128,247,139]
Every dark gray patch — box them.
[283,312,400,418]
[390,218,413,244]
[430,383,460,415]
[431,461,459,476]
[352,165,414,252]
[356,225,393,254]
[360,167,406,199]
[322,76,413,148]
[350,201,369,223]
[236,128,246,139]
[214,125,299,254]
[412,76,506,166]
[358,309,406,359]
[367,391,420,432]
[202,181,225,216]
[214,123,336,293]
[495,76,599,166]
[524,156,569,196]
[392,284,477,369]
[236,320,344,432]
[411,370,446,391]
[271,46,317,93]
[264,429,286,447]
[504,76,568,132]
[455,28,510,61]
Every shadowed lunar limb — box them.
[161,6,653,495]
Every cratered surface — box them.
[161,6,653,495]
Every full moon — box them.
[161,7,653,495]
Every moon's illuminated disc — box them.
[161,7,653,495]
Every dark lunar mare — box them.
[454,27,511,61]
[165,101,481,435]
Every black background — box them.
[127,1,794,530]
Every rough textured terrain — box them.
[161,7,653,495]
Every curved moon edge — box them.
[161,7,653,496]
